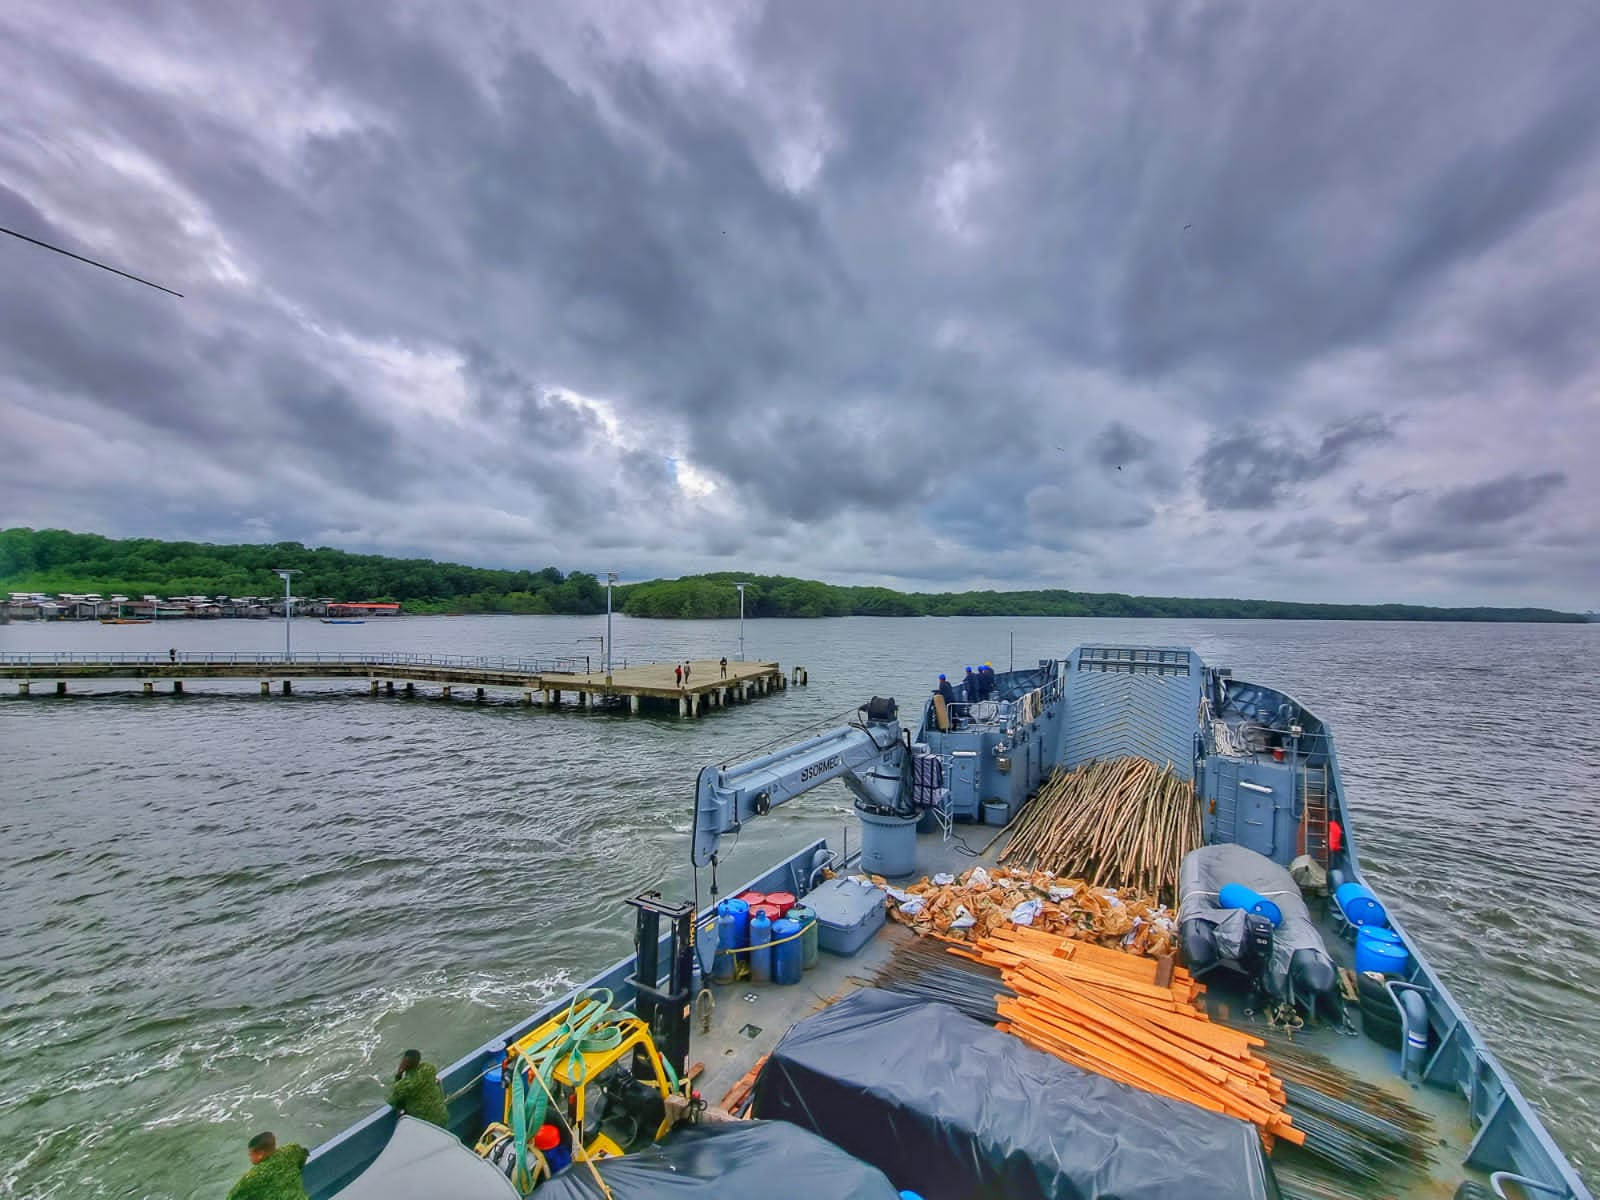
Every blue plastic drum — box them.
[1336,882,1388,928]
[787,904,819,969]
[1355,926,1410,976]
[1218,882,1283,927]
[772,918,804,985]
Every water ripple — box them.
[0,614,1595,1195]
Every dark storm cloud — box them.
[1193,415,1394,511]
[1376,471,1569,557]
[1268,472,1570,562]
[1,2,1598,606]
[1089,422,1156,470]
[1433,472,1568,526]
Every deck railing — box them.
[0,650,603,674]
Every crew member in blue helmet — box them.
[936,674,955,706]
[980,662,996,698]
[963,666,978,699]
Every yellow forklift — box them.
[475,893,699,1191]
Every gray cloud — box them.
[1194,415,1394,511]
[1,2,1598,607]
[1434,472,1568,526]
[1089,422,1155,470]
[1377,472,1569,557]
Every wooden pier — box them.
[0,652,806,718]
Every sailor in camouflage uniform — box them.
[387,1049,449,1128]
[225,1132,309,1200]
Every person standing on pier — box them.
[720,656,728,679]
[388,1049,449,1128]
[169,647,177,663]
[683,661,692,685]
[225,1131,308,1200]
[675,663,683,688]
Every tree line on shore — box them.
[0,528,1582,623]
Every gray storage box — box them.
[805,877,886,957]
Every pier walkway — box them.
[0,652,805,717]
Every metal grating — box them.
[1059,646,1202,779]
[1077,646,1192,676]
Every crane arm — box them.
[692,700,906,868]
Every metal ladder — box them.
[1302,758,1331,867]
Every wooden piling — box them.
[0,655,789,720]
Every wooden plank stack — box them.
[959,925,1302,1149]
[999,757,1202,904]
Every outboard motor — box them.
[1238,913,1275,982]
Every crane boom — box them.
[692,699,907,867]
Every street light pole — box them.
[272,569,299,661]
[735,581,748,662]
[605,572,617,676]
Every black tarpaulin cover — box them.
[751,988,1275,1200]
[536,1120,902,1199]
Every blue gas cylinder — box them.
[788,903,819,969]
[1355,926,1410,976]
[1218,882,1283,927]
[1336,882,1387,928]
[772,918,803,985]
[722,898,750,946]
[749,912,773,984]
[713,901,742,984]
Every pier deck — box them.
[0,652,802,717]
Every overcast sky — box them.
[3,3,1598,609]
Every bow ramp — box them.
[1059,646,1202,778]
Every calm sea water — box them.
[1,615,1596,1197]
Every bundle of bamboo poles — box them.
[999,756,1202,904]
[955,924,1302,1150]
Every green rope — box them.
[509,989,637,1193]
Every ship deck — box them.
[692,827,1497,1200]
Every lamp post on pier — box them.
[605,572,617,677]
[735,581,748,662]
[272,568,299,662]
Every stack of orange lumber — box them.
[955,924,1302,1150]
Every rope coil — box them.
[506,989,678,1194]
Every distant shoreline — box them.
[2,527,1585,625]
